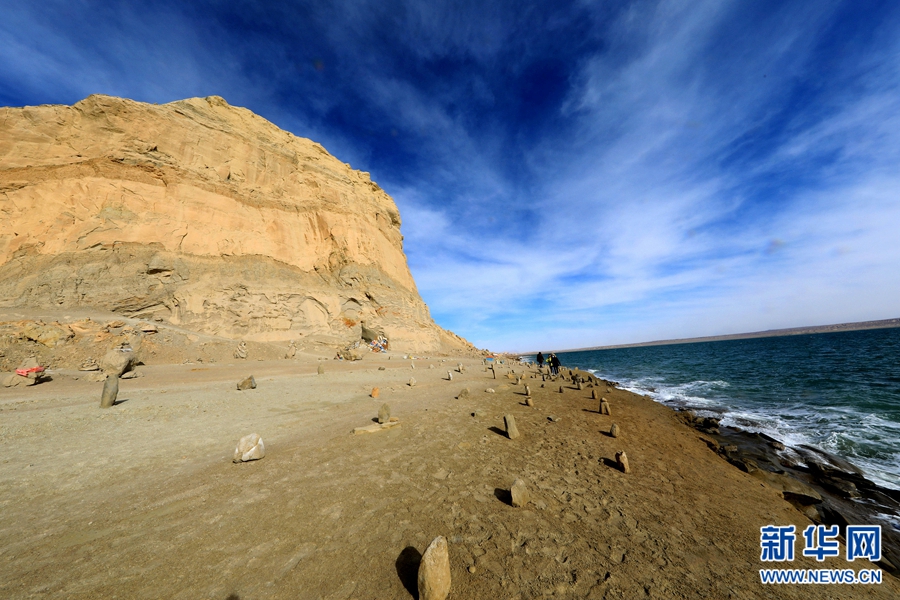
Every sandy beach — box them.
[1,349,896,599]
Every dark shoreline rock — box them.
[678,410,900,576]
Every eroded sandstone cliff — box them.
[0,94,470,352]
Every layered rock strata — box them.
[0,94,470,352]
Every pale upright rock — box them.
[317,364,325,375]
[610,423,620,438]
[378,403,391,424]
[409,377,416,387]
[100,375,119,408]
[504,414,520,439]
[237,375,256,390]
[457,388,470,399]
[600,399,611,415]
[615,451,630,473]
[418,536,451,600]
[510,478,529,507]
[447,371,453,381]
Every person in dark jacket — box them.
[549,353,560,375]
[536,352,545,368]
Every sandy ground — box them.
[1,354,897,599]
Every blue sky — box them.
[2,1,899,351]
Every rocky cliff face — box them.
[0,95,469,352]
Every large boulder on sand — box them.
[101,348,134,377]
[21,322,73,347]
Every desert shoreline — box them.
[1,350,897,599]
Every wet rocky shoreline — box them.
[678,410,900,577]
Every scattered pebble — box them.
[236,375,256,390]
[233,433,265,463]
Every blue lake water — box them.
[533,327,900,490]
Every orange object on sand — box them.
[15,366,45,377]
[371,387,380,398]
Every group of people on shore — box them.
[535,351,561,375]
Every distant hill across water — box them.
[556,317,900,353]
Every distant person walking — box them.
[536,352,545,368]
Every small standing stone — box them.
[371,387,380,398]
[600,399,611,415]
[418,536,451,600]
[233,433,265,463]
[457,388,470,399]
[504,414,520,439]
[411,362,416,369]
[510,478,530,507]
[591,389,597,399]
[492,368,497,379]
[525,397,534,407]
[447,371,453,381]
[559,385,564,394]
[524,385,531,396]
[378,403,391,424]
[615,451,630,473]
[237,375,257,390]
[317,364,325,375]
[457,362,463,373]
[429,364,435,369]
[99,375,119,408]
[577,382,584,390]
[610,423,620,438]
[409,377,417,387]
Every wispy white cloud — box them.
[2,1,898,351]
[400,0,900,350]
